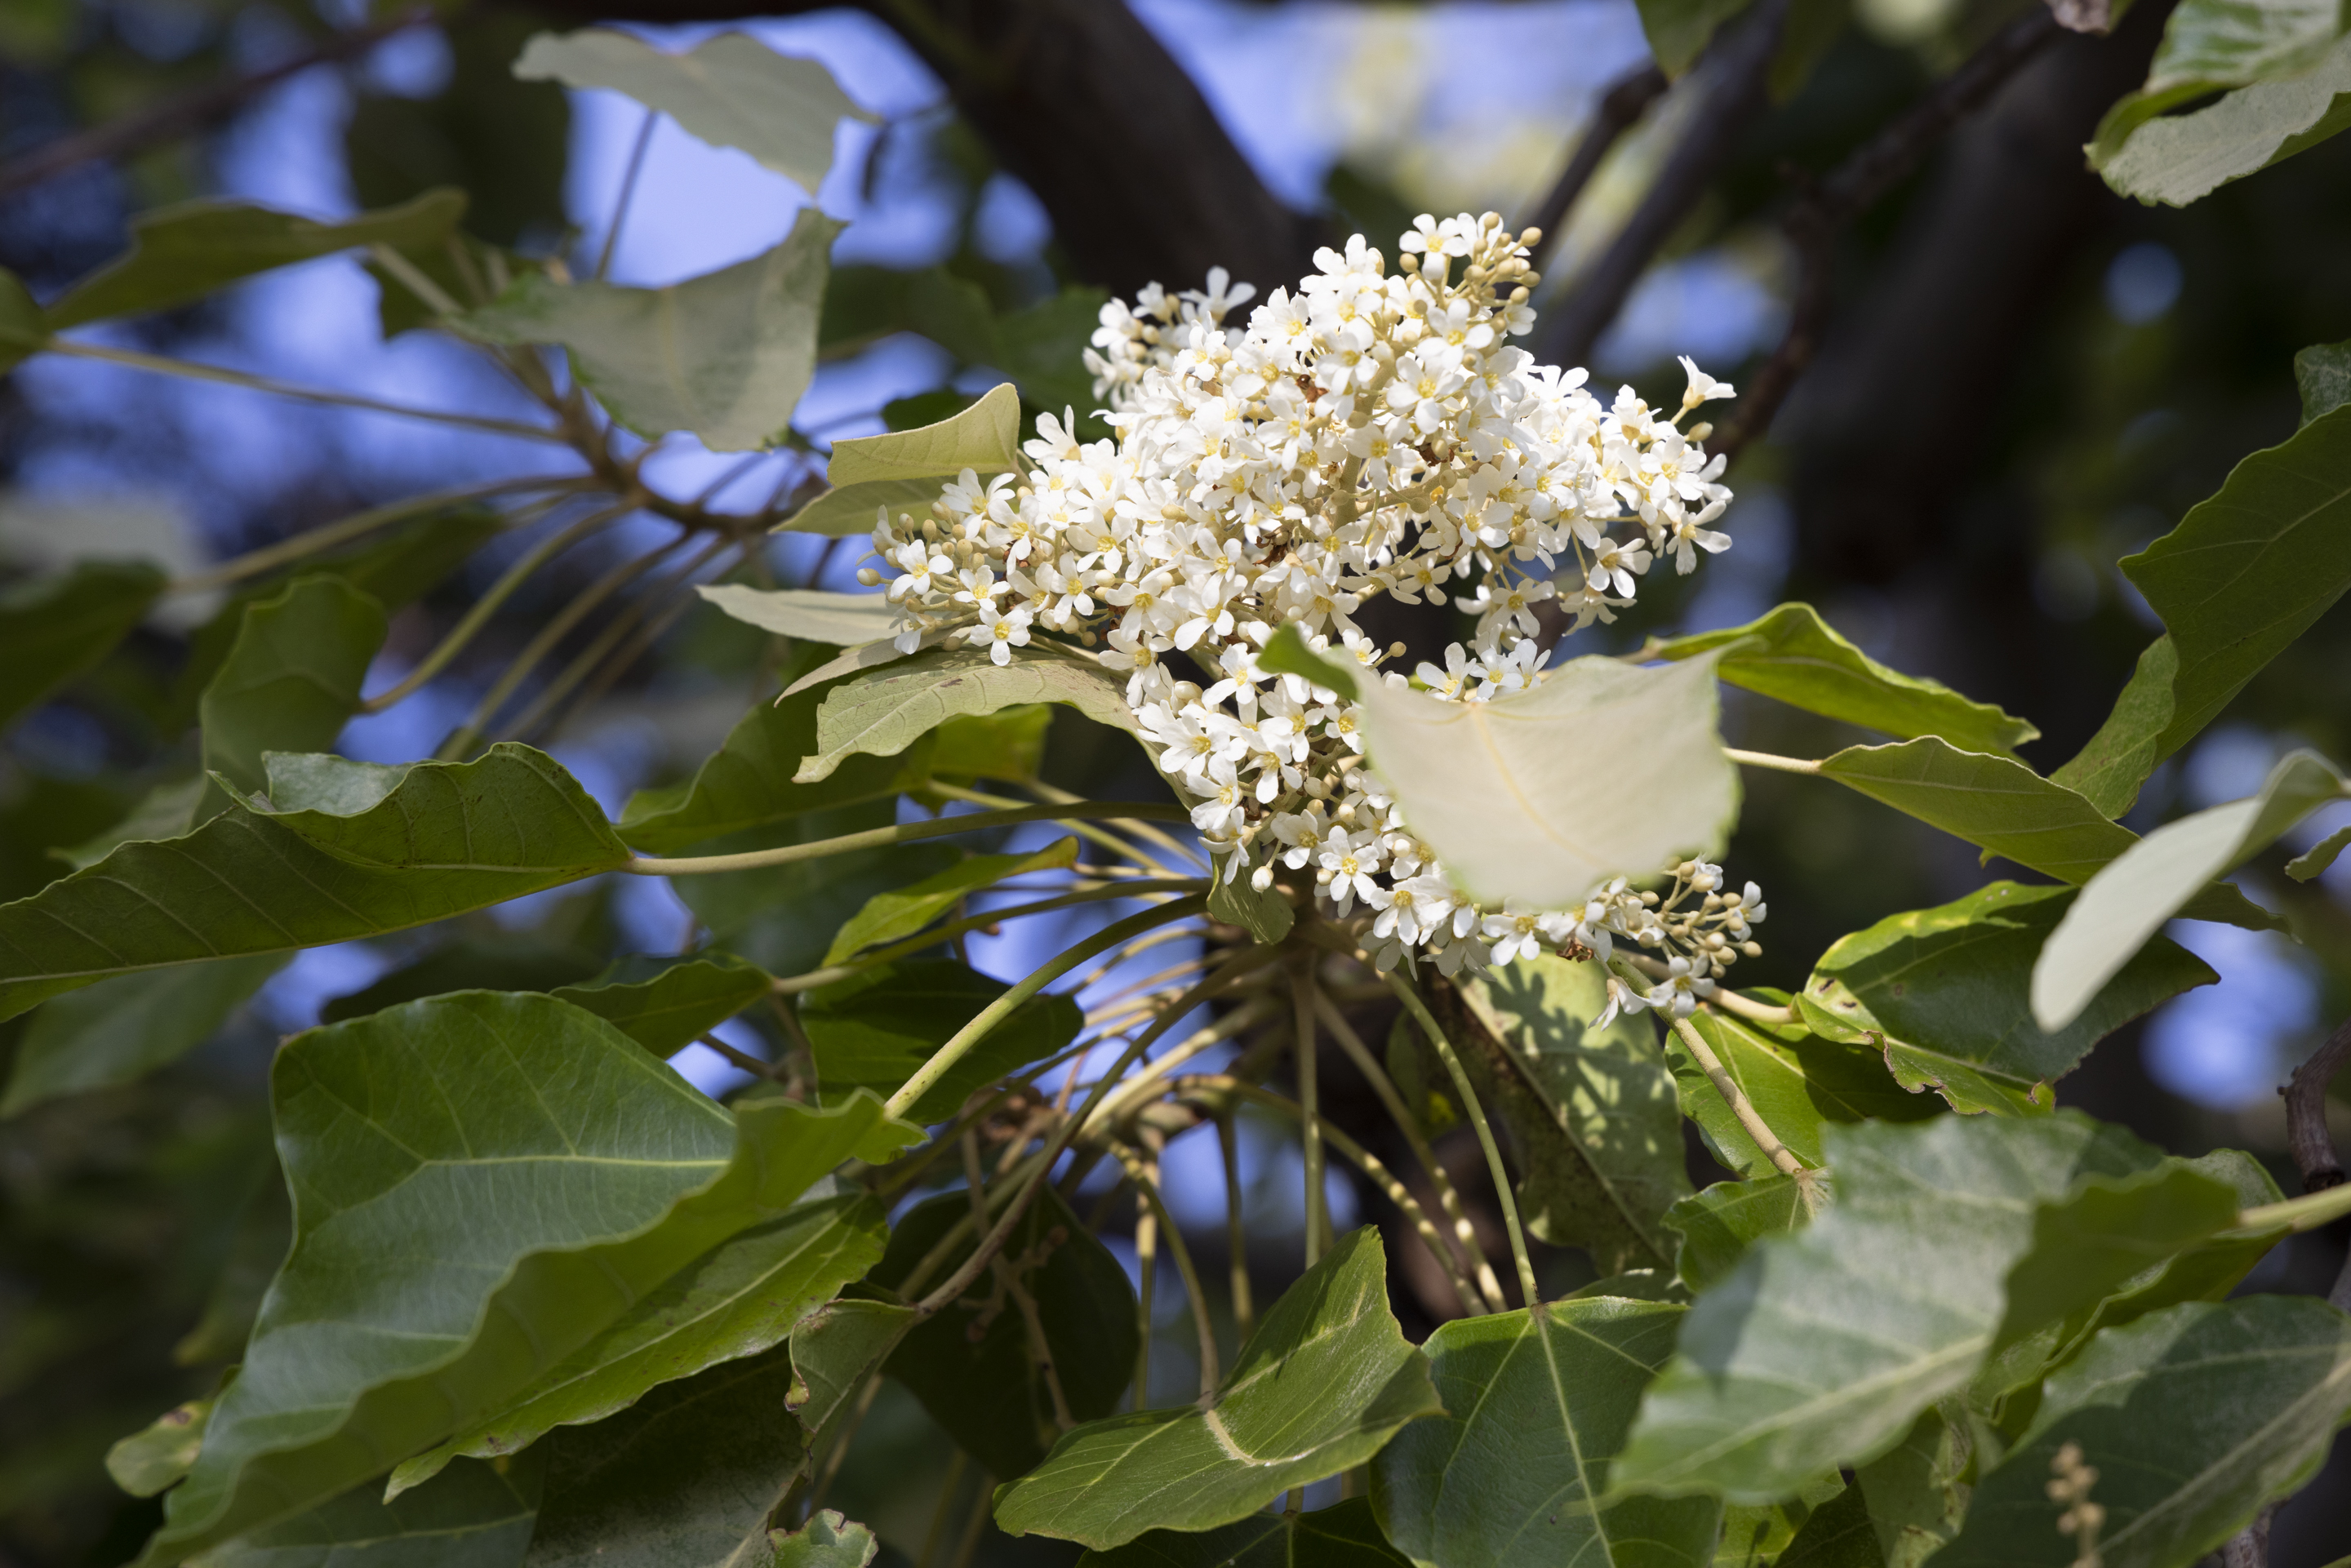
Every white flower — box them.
[966,603,1033,665]
[1678,355,1735,411]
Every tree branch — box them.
[1714,4,2064,461]
[0,9,432,198]
[1524,63,1668,269]
[1535,0,1791,371]
[2283,1014,2349,1193]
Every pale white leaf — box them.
[780,384,1022,536]
[696,585,896,646]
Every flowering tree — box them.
[5,3,2351,1566]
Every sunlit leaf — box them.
[1649,602,2036,754]
[1794,882,2214,1113]
[1073,1499,1407,1567]
[1936,1296,2351,1568]
[0,559,167,729]
[617,677,934,854]
[2033,750,2347,1030]
[1613,1113,2233,1503]
[198,1452,544,1568]
[198,576,388,816]
[550,952,775,1055]
[798,643,1136,784]
[43,190,466,330]
[1,952,288,1117]
[869,1187,1137,1480]
[800,957,1083,1121]
[513,29,871,195]
[2092,31,2351,207]
[824,838,1078,965]
[2289,821,2351,879]
[1663,1174,1815,1295]
[460,209,838,450]
[696,584,899,646]
[2055,400,2351,815]
[1206,870,1295,945]
[780,382,1022,536]
[765,1509,879,1568]
[1262,625,1737,910]
[993,1227,1442,1548]
[1816,738,2281,929]
[391,1188,883,1497]
[1664,1003,1938,1176]
[1371,1297,1721,1568]
[521,1346,805,1568]
[105,1397,212,1499]
[1443,954,1690,1273]
[131,993,910,1566]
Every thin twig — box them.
[596,107,661,282]
[168,475,589,593]
[1713,4,2064,460]
[1217,1111,1256,1346]
[1535,0,1793,370]
[625,806,1195,878]
[1112,1145,1220,1399]
[2283,1015,2349,1193]
[1526,64,1669,270]
[0,9,430,196]
[1666,1009,1810,1179]
[1294,966,1327,1268]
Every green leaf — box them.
[522,1346,806,1568]
[993,1227,1442,1548]
[696,585,899,646]
[1635,0,1752,75]
[319,938,605,1024]
[1265,625,1740,910]
[0,559,167,728]
[994,287,1114,418]
[1851,1404,1970,1568]
[780,382,1022,536]
[1935,1296,2351,1568]
[1206,870,1295,945]
[2033,750,2347,1030]
[1371,1297,1721,1568]
[2055,399,2351,815]
[798,643,1136,784]
[106,1397,212,1499]
[1445,954,1690,1273]
[252,744,631,875]
[43,190,467,330]
[787,1297,917,1437]
[824,838,1078,965]
[1649,602,2037,754]
[2064,1149,2286,1347]
[764,1509,879,1568]
[2295,336,2351,424]
[1664,1005,1938,1175]
[550,953,775,1056]
[133,993,910,1567]
[391,1189,885,1497]
[176,1175,292,1367]
[2092,32,2351,207]
[1662,1175,1815,1295]
[197,1452,544,1568]
[0,264,41,372]
[2,952,289,1117]
[51,775,208,872]
[929,704,1053,784]
[198,576,389,816]
[617,678,934,855]
[669,806,960,979]
[2290,820,2351,879]
[1075,1499,1409,1566]
[800,957,1082,1122]
[869,1187,1138,1480]
[513,29,870,195]
[1612,1113,2205,1503]
[460,209,838,450]
[1797,882,2214,1114]
[1816,738,2280,929]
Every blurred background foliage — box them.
[2,0,2348,1562]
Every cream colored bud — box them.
[856,566,882,587]
[1688,421,1714,442]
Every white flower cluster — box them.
[864,211,1760,979]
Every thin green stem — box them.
[1218,1112,1255,1348]
[597,106,660,282]
[881,896,1206,1120]
[1111,1144,1220,1398]
[627,803,1193,878]
[1723,747,1822,775]
[930,780,1190,876]
[1294,966,1327,1269]
[497,530,735,742]
[368,242,462,318]
[359,501,633,713]
[38,336,571,443]
[2237,1180,2351,1235]
[1388,971,1540,1308]
[809,878,1204,979]
[169,477,588,592]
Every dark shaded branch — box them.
[1535,0,1791,371]
[0,9,431,198]
[1524,64,1668,269]
[2286,1015,2350,1193]
[1715,4,2064,460]
[529,0,1326,297]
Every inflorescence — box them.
[864,211,1762,1003]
